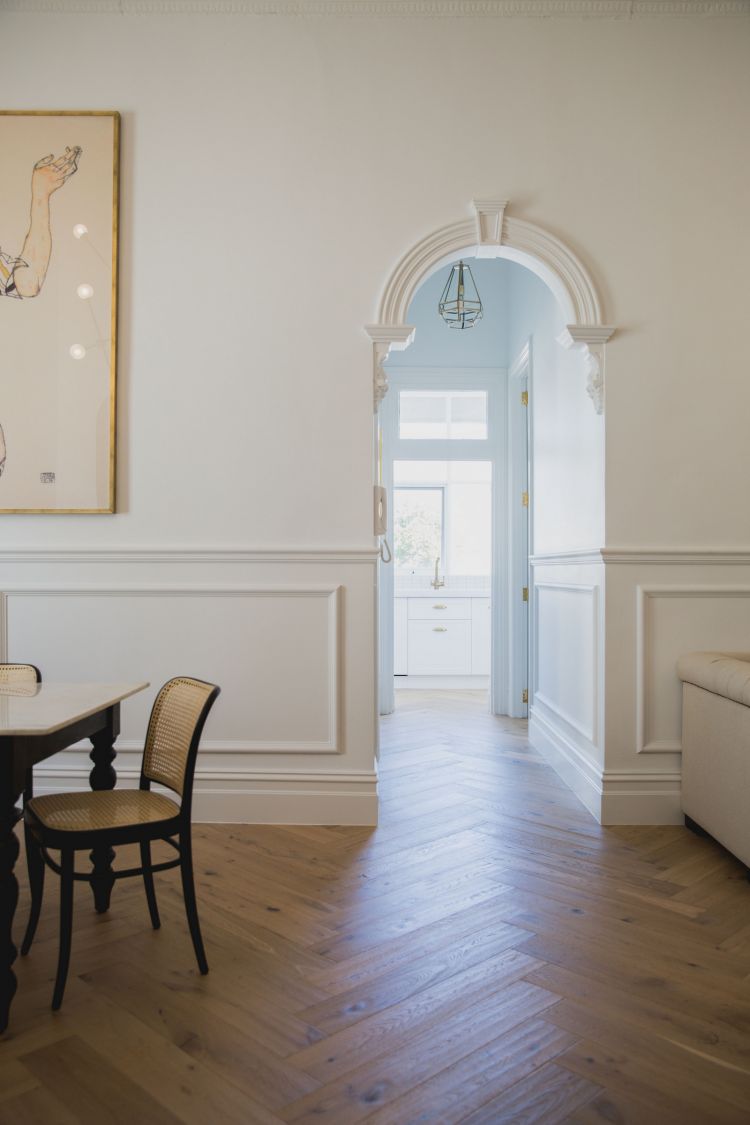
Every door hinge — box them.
[522,689,528,704]
[521,491,529,507]
[521,390,528,406]
[522,586,528,602]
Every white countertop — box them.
[395,589,491,599]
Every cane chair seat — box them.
[0,663,40,683]
[27,789,180,833]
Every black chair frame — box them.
[22,679,220,1011]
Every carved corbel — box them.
[364,325,415,411]
[557,325,615,415]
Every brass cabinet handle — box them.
[433,626,448,632]
[433,604,448,610]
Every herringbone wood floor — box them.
[2,690,750,1123]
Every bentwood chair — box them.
[0,663,42,816]
[22,676,220,1011]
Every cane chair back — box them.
[0,663,41,684]
[142,676,216,797]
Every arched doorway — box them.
[366,199,615,733]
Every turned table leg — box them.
[88,705,120,914]
[0,751,21,1035]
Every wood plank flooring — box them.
[2,689,750,1123]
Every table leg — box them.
[0,772,21,1035]
[88,705,120,914]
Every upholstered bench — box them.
[677,652,750,869]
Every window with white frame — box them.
[393,460,491,578]
[398,390,488,440]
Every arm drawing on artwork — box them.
[0,145,81,477]
[10,146,82,298]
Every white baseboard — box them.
[529,706,684,825]
[599,770,683,826]
[395,676,489,690]
[528,705,602,822]
[30,767,379,826]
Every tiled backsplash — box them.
[394,574,491,594]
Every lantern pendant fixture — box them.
[438,260,483,330]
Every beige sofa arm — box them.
[677,652,750,708]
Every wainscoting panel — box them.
[637,585,750,755]
[0,550,379,824]
[528,561,605,822]
[533,582,598,744]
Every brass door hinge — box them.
[521,390,528,406]
[522,689,528,704]
[521,491,529,507]
[522,586,528,602]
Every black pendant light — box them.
[438,260,483,330]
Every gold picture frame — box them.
[0,110,120,514]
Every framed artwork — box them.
[0,111,119,513]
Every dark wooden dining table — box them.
[0,680,148,1033]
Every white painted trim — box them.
[528,705,602,822]
[31,767,379,826]
[530,705,685,825]
[635,583,750,755]
[367,201,615,415]
[508,341,530,382]
[532,547,750,566]
[395,675,489,689]
[1,1,746,17]
[0,547,379,564]
[532,581,599,745]
[0,583,344,754]
[599,768,683,826]
[602,548,750,565]
[530,549,604,565]
[376,210,603,328]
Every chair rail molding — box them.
[365,198,615,413]
[4,1,747,15]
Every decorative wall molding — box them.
[3,1,745,17]
[635,584,750,756]
[557,325,615,415]
[363,325,415,409]
[1,583,344,755]
[602,548,750,565]
[533,548,750,566]
[530,548,604,565]
[0,547,379,565]
[533,580,600,745]
[366,199,615,414]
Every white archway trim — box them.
[364,199,616,413]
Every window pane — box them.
[399,391,487,439]
[393,461,491,579]
[393,488,443,574]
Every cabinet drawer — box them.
[407,620,471,675]
[408,598,470,621]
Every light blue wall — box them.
[386,259,516,369]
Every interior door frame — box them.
[378,365,507,715]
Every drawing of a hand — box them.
[31,146,82,203]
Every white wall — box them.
[2,4,749,824]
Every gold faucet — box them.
[431,556,445,590]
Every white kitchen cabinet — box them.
[408,598,472,622]
[471,598,491,674]
[394,598,408,675]
[395,592,491,680]
[407,620,472,676]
